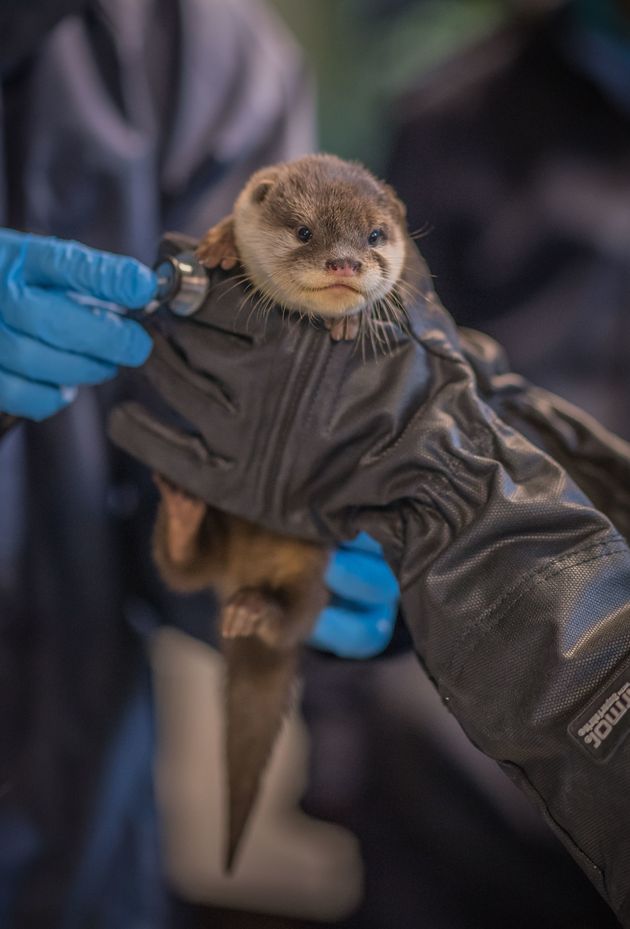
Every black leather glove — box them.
[460,326,630,541]
[110,240,630,926]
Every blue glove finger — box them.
[337,530,383,555]
[309,600,397,659]
[0,322,116,386]
[310,533,400,658]
[17,235,157,308]
[0,365,76,420]
[325,543,399,605]
[2,286,152,367]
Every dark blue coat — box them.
[0,3,313,925]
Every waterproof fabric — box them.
[111,241,630,926]
[0,2,314,925]
[460,327,630,541]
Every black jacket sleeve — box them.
[460,326,630,541]
[110,242,630,925]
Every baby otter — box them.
[153,154,411,871]
[197,152,409,341]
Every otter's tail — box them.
[222,636,298,872]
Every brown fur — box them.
[197,153,409,333]
[153,476,329,870]
[154,155,410,871]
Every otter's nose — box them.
[325,257,362,276]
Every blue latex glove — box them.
[0,229,156,420]
[309,532,400,658]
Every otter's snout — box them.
[325,257,362,276]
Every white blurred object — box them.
[151,627,363,920]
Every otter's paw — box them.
[154,473,206,565]
[324,314,361,341]
[196,216,240,271]
[221,589,286,644]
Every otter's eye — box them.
[297,226,312,243]
[368,228,384,246]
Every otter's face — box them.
[232,156,407,318]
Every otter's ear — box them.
[250,177,276,204]
[382,182,407,224]
[244,163,281,205]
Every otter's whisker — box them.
[408,223,432,241]
[395,278,423,306]
[373,303,394,354]
[215,273,253,302]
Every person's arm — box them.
[315,325,630,660]
[460,326,630,540]
[157,0,316,238]
[313,324,630,660]
[0,229,155,420]
[110,245,630,925]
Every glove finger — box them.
[21,237,157,307]
[143,333,237,428]
[459,327,511,378]
[308,600,397,659]
[339,530,387,555]
[0,365,76,420]
[0,322,116,386]
[325,544,400,605]
[152,318,251,398]
[108,402,232,505]
[3,286,152,366]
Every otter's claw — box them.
[154,473,207,565]
[221,589,287,646]
[196,216,240,270]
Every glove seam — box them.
[498,760,609,899]
[302,338,339,435]
[412,325,469,368]
[269,325,323,495]
[445,535,627,683]
[148,333,235,412]
[108,402,231,471]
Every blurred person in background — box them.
[0,1,356,926]
[388,0,630,436]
